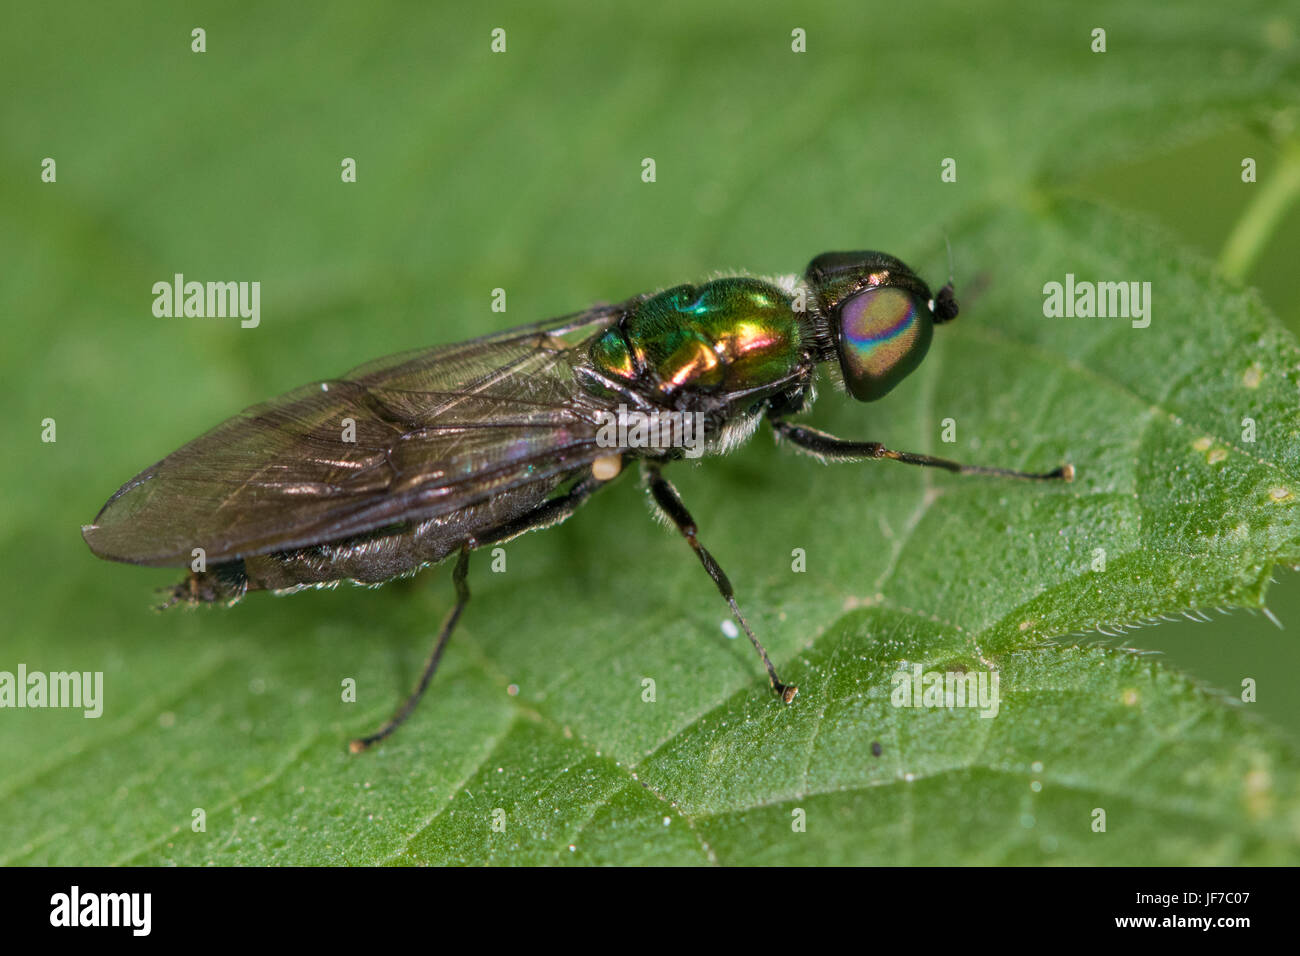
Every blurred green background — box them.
[2,1,1298,863]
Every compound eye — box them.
[836,286,933,401]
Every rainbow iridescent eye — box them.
[836,286,933,401]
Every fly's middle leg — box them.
[641,462,797,703]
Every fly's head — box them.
[804,251,957,402]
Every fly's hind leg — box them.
[349,545,471,753]
[641,462,797,703]
[349,471,609,753]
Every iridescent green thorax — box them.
[589,277,802,395]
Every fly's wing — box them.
[82,307,626,567]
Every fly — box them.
[82,250,1074,752]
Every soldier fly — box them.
[83,250,1073,752]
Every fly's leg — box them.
[349,544,471,753]
[642,462,797,703]
[770,418,1074,482]
[349,471,611,753]
[476,472,605,545]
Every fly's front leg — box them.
[770,418,1074,482]
[641,462,797,703]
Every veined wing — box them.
[83,306,627,567]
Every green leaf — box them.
[3,0,1299,865]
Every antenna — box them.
[932,236,959,323]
